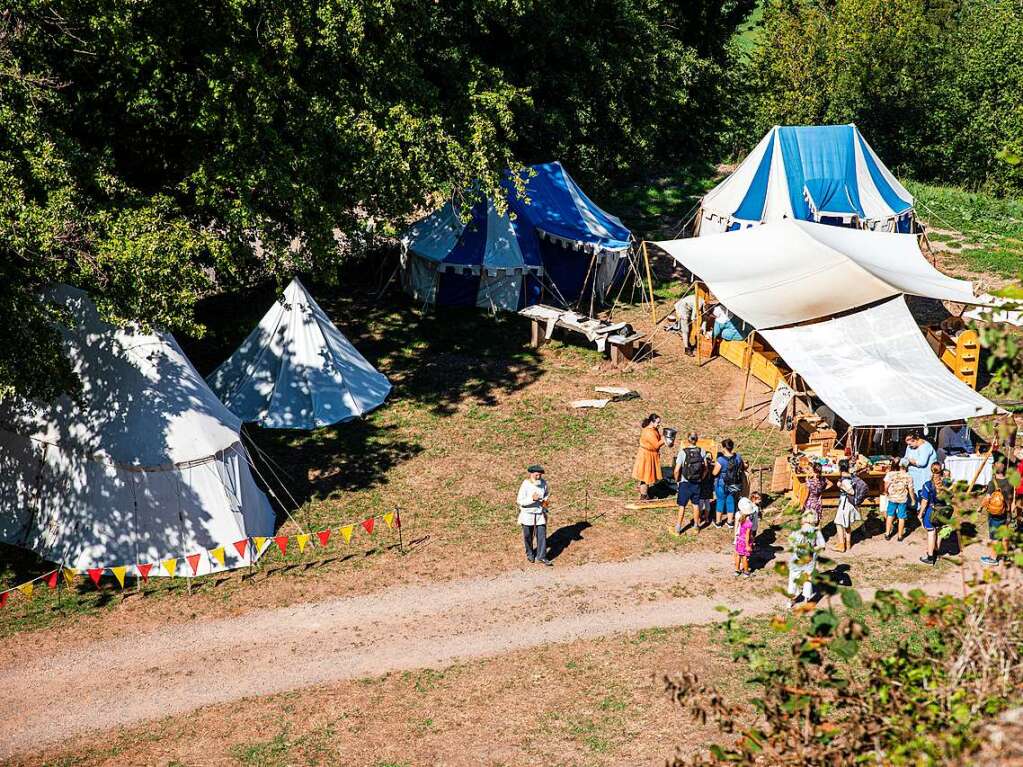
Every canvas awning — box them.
[760,297,1001,427]
[655,220,981,329]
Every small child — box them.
[699,455,716,529]
[733,503,754,578]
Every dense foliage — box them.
[737,0,1023,193]
[0,0,750,400]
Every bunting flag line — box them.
[210,546,226,568]
[0,510,404,600]
[111,566,128,589]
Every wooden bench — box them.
[521,304,646,366]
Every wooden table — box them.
[521,304,646,366]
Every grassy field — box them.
[906,180,1023,281]
[0,274,791,639]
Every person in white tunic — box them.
[788,511,826,606]
[517,464,552,566]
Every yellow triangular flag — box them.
[162,557,178,577]
[110,566,128,588]
[340,524,354,544]
[382,512,395,529]
[253,536,268,554]
[17,582,34,599]
[296,533,310,553]
[62,568,77,586]
[209,546,226,567]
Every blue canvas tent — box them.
[401,162,633,310]
[505,161,632,307]
[400,196,543,312]
[697,125,915,235]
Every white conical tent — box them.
[0,286,275,575]
[208,279,391,429]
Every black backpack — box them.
[722,454,741,486]
[680,447,704,482]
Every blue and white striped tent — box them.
[697,125,916,235]
[506,161,632,307]
[400,195,542,312]
[401,162,633,311]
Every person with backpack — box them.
[883,458,915,542]
[918,462,944,565]
[980,462,1014,565]
[672,432,707,534]
[712,438,745,528]
[833,459,864,552]
[699,453,716,528]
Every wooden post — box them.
[738,330,757,414]
[641,241,656,326]
[695,283,703,367]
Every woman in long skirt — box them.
[632,413,664,500]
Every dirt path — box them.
[0,544,969,761]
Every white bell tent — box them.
[0,287,275,575]
[207,278,391,429]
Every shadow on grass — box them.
[180,277,544,504]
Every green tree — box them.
[0,0,750,400]
[739,0,1023,192]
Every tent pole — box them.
[738,330,757,414]
[641,241,656,326]
[694,282,704,367]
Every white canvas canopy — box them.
[760,298,1001,426]
[655,220,981,329]
[0,286,275,574]
[207,278,391,429]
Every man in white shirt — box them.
[517,464,552,566]
[937,421,973,459]
[672,294,697,356]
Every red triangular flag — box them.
[45,570,59,590]
[87,568,104,587]
[316,529,331,547]
[394,509,401,529]
[274,536,289,556]
[361,517,375,535]
[186,553,202,575]
[232,539,249,559]
[136,563,154,583]
[0,591,8,608]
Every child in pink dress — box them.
[733,505,754,578]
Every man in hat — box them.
[517,465,552,566]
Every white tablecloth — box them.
[944,454,993,486]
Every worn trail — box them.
[0,546,965,760]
